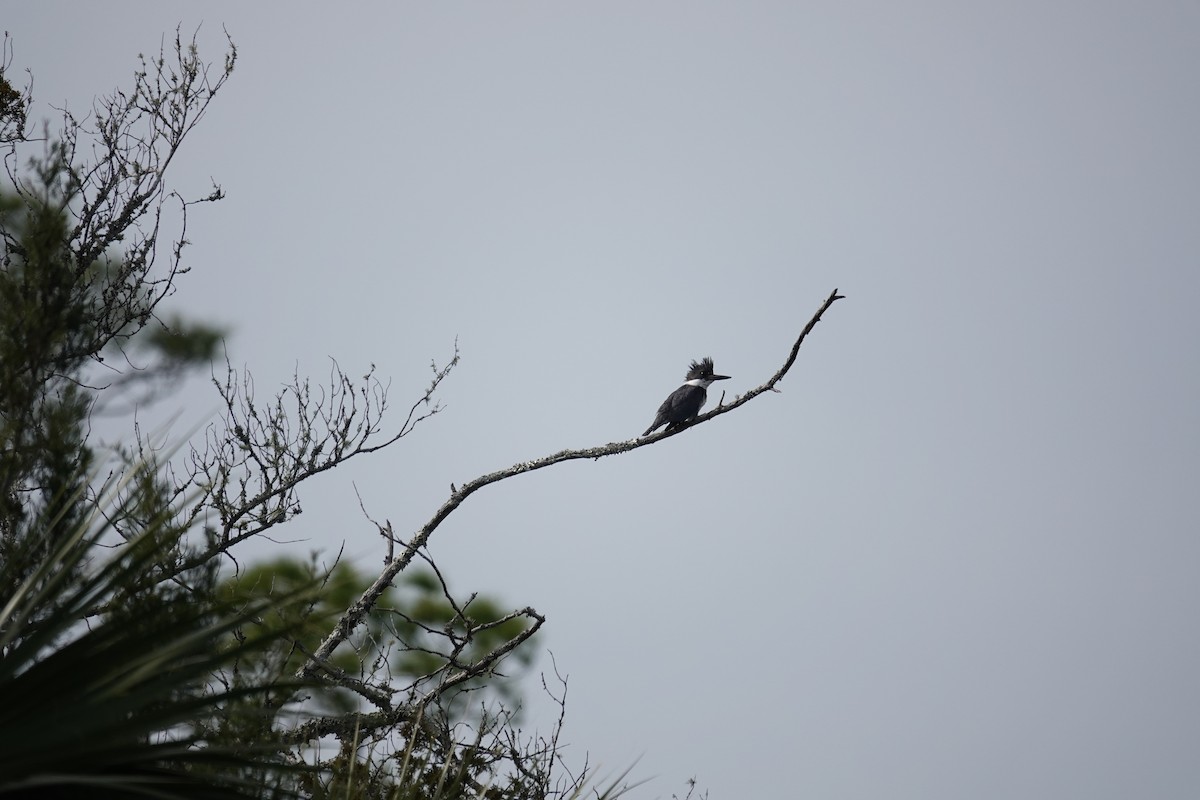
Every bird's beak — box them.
[713,374,731,381]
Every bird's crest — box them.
[685,357,716,380]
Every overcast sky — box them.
[7,3,1200,797]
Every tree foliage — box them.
[0,29,573,799]
[0,475,326,799]
[1,23,840,800]
[0,122,319,798]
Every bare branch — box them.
[303,288,844,675]
[0,33,33,146]
[176,345,458,574]
[2,27,236,366]
[430,607,546,698]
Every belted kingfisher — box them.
[641,357,731,437]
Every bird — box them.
[641,357,731,437]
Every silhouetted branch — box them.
[2,27,236,366]
[176,345,458,576]
[304,288,844,674]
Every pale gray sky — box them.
[8,2,1200,797]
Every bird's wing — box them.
[657,385,691,416]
